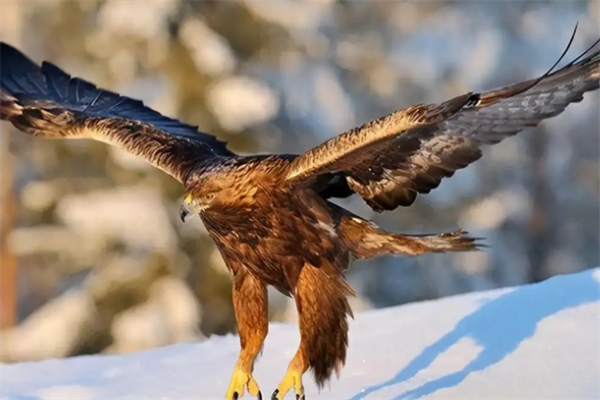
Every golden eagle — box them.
[1,28,599,400]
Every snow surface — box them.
[2,267,599,400]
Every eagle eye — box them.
[200,193,216,204]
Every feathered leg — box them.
[272,264,354,400]
[226,270,268,400]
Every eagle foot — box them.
[270,388,305,400]
[233,392,262,400]
[271,369,304,400]
[226,367,261,400]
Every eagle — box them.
[1,27,599,400]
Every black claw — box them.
[257,391,263,400]
[271,389,279,400]
[233,392,239,400]
[296,395,305,400]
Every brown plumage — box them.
[1,26,599,400]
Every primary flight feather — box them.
[287,33,600,210]
[0,42,233,182]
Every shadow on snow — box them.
[348,268,600,400]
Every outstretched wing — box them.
[287,34,600,212]
[0,42,234,183]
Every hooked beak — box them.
[179,194,194,223]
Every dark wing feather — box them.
[0,42,234,183]
[285,91,481,183]
[289,37,600,212]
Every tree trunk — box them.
[526,126,553,283]
[0,0,22,329]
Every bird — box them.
[1,25,599,400]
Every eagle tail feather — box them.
[386,229,484,256]
[338,213,483,259]
[294,265,353,390]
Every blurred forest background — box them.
[0,0,598,363]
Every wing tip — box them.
[0,41,41,77]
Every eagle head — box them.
[179,192,217,222]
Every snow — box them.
[2,267,599,400]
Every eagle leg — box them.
[272,264,352,399]
[226,270,268,400]
[271,349,307,400]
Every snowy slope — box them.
[2,267,599,400]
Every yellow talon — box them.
[225,367,262,400]
[272,369,304,400]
